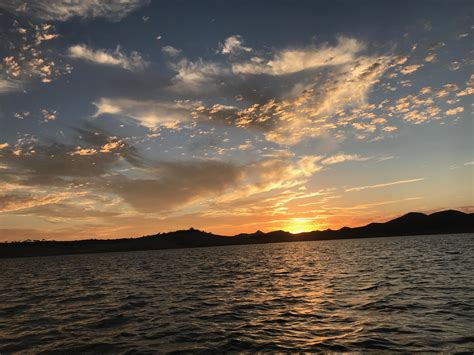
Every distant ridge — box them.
[1,210,472,258]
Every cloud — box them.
[0,20,71,89]
[99,138,125,153]
[1,133,325,216]
[468,75,474,87]
[0,77,21,94]
[376,156,397,163]
[352,122,377,133]
[232,37,365,75]
[9,201,121,221]
[220,35,252,55]
[110,152,327,214]
[93,97,199,129]
[109,160,243,213]
[0,192,72,213]
[424,53,436,62]
[3,56,21,77]
[372,82,465,125]
[65,137,124,156]
[448,61,461,71]
[382,125,397,132]
[0,126,141,186]
[88,33,444,149]
[234,56,391,145]
[41,109,57,122]
[159,35,395,145]
[68,44,148,72]
[345,178,425,192]
[322,153,371,165]
[456,87,474,97]
[435,84,459,98]
[71,147,98,156]
[216,155,323,205]
[219,37,401,143]
[169,58,229,92]
[161,46,182,57]
[1,0,150,22]
[399,64,422,75]
[445,107,464,116]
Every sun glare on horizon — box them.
[282,218,323,234]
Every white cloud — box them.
[345,178,425,192]
[169,58,228,92]
[93,97,198,129]
[322,153,371,165]
[232,37,365,75]
[220,35,252,55]
[68,44,148,72]
[166,37,371,100]
[2,0,150,22]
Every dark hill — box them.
[0,210,472,258]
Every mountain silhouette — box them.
[1,209,472,258]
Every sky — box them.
[0,0,472,241]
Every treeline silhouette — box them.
[1,210,472,258]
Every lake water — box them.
[1,234,473,353]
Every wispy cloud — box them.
[161,46,182,57]
[0,77,21,94]
[93,97,198,129]
[0,192,73,213]
[166,35,396,144]
[232,37,365,75]
[345,178,425,192]
[331,197,424,210]
[68,44,148,72]
[169,58,228,92]
[2,0,150,22]
[376,156,397,163]
[322,153,371,165]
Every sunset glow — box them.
[0,0,472,241]
[280,218,321,234]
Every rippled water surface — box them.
[1,234,473,353]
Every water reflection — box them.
[0,234,473,352]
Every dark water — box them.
[1,234,473,353]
